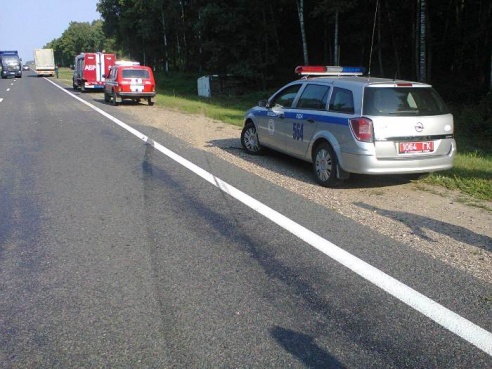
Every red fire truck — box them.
[72,52,116,91]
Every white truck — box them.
[34,48,55,77]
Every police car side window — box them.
[271,84,302,108]
[329,88,354,114]
[297,84,330,110]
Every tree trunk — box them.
[296,0,309,65]
[490,45,492,92]
[418,0,427,82]
[334,12,339,65]
[161,9,169,73]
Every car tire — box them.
[313,142,342,187]
[104,91,110,103]
[148,97,154,106]
[241,122,263,155]
[112,91,118,106]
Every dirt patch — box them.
[123,104,492,284]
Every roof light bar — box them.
[295,65,365,76]
[115,60,141,66]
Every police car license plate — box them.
[399,141,434,154]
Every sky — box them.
[0,0,101,62]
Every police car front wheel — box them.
[241,122,264,155]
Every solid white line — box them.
[45,77,492,356]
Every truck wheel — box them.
[147,97,154,106]
[112,91,118,106]
[104,91,110,103]
[312,142,342,187]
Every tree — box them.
[92,0,490,96]
[45,21,115,67]
[312,0,357,65]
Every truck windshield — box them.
[2,56,19,65]
[363,87,449,116]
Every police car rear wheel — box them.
[313,142,341,187]
[241,122,263,155]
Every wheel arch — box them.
[310,134,338,162]
[311,136,350,180]
[243,117,256,128]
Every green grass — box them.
[419,149,492,202]
[154,72,269,126]
[57,68,492,203]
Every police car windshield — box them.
[363,87,449,116]
[122,69,149,79]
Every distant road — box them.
[0,72,491,368]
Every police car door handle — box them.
[278,114,285,119]
[307,118,315,123]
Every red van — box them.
[103,62,156,106]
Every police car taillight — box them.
[295,66,365,76]
[349,118,374,142]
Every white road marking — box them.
[45,77,492,356]
[6,88,10,92]
[0,98,3,103]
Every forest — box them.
[46,0,491,103]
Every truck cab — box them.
[0,51,22,78]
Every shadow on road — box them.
[271,326,346,369]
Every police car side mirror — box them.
[258,99,267,107]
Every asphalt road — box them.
[0,72,491,368]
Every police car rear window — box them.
[121,69,150,79]
[363,87,449,116]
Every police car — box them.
[241,66,456,187]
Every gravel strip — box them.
[127,105,492,285]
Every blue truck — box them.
[0,50,22,78]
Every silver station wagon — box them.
[241,66,456,187]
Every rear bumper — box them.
[118,92,156,98]
[36,69,54,76]
[339,140,456,174]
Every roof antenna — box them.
[367,0,380,77]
